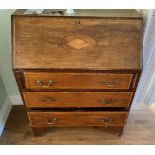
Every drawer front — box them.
[24,72,133,90]
[28,111,128,127]
[23,92,133,108]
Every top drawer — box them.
[24,72,133,90]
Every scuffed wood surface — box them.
[12,17,142,70]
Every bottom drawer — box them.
[28,111,128,127]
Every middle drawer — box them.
[23,92,133,108]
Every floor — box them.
[0,105,155,144]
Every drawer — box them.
[24,72,133,90]
[23,92,133,108]
[28,111,128,127]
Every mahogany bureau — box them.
[12,9,143,136]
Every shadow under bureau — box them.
[12,9,143,136]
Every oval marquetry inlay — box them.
[63,34,96,50]
[68,39,89,49]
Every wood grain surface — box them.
[12,16,142,70]
[24,72,133,90]
[23,92,133,108]
[28,111,128,127]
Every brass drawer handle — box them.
[48,80,53,86]
[40,97,56,102]
[36,80,53,87]
[99,118,113,123]
[47,118,59,125]
[100,98,116,104]
[36,80,44,86]
[75,20,81,24]
[102,80,119,86]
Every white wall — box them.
[0,9,19,96]
[133,9,155,106]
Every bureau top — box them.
[13,9,142,18]
[12,10,143,70]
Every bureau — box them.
[12,9,143,136]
